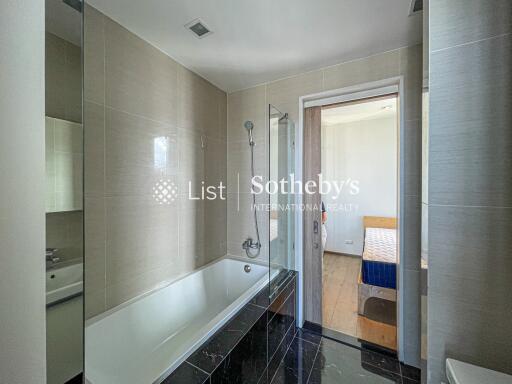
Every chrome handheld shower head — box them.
[244,121,255,146]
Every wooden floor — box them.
[322,252,397,350]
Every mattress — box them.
[362,227,397,289]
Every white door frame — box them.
[295,76,405,361]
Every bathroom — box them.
[1,1,512,384]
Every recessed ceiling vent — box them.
[409,0,423,15]
[185,18,213,39]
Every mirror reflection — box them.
[45,0,83,382]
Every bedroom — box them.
[320,95,399,351]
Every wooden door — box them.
[303,106,323,325]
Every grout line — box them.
[429,204,512,209]
[185,361,210,376]
[268,324,297,384]
[305,337,322,384]
[431,32,512,54]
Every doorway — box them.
[321,95,398,350]
[300,84,402,354]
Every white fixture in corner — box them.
[446,359,512,384]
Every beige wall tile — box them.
[227,85,267,142]
[105,18,178,126]
[105,195,179,289]
[323,50,400,91]
[227,139,267,194]
[84,4,105,105]
[46,32,67,120]
[267,70,323,123]
[84,101,105,198]
[105,108,178,197]
[64,40,83,123]
[84,197,106,319]
[46,211,83,262]
[45,32,82,123]
[177,66,221,136]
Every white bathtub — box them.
[85,257,273,384]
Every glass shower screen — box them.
[268,105,296,288]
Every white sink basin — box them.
[46,262,83,306]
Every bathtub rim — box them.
[85,255,270,327]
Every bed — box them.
[358,216,397,316]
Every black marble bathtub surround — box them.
[186,303,266,373]
[163,271,297,384]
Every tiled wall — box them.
[227,45,423,366]
[83,5,227,318]
[45,32,84,264]
[46,32,82,124]
[427,1,512,382]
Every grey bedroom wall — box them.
[0,0,47,382]
[83,4,227,319]
[427,0,512,382]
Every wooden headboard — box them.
[363,216,397,229]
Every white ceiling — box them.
[87,0,421,92]
[322,96,397,126]
[46,0,82,46]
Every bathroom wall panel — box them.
[429,34,512,207]
[430,0,512,52]
[400,44,423,122]
[428,205,512,380]
[84,5,227,316]
[403,195,421,272]
[428,1,512,380]
[404,119,422,198]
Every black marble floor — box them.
[270,329,420,384]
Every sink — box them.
[46,262,83,306]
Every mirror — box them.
[45,0,83,382]
[45,116,83,213]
